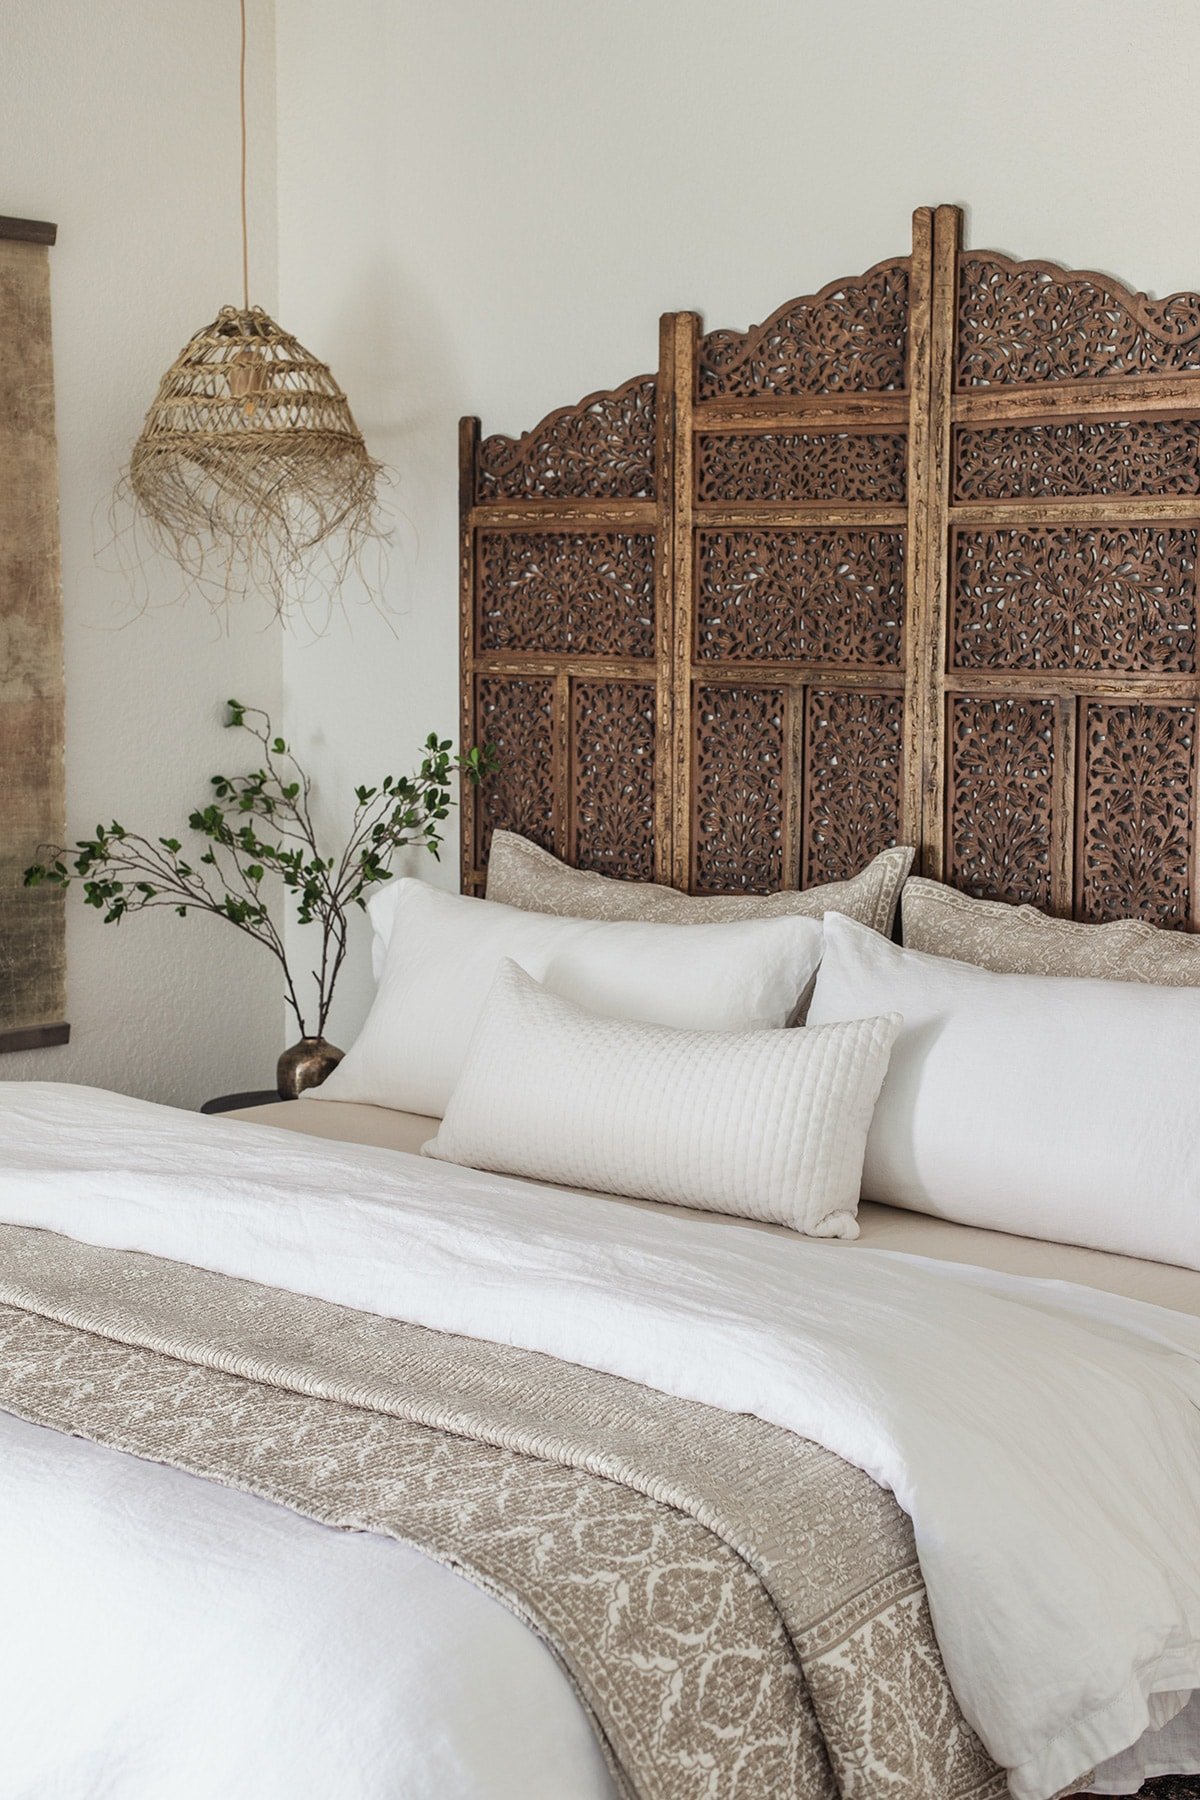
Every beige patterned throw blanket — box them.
[0,1221,1004,1800]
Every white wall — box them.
[1,0,284,1106]
[275,0,1200,1043]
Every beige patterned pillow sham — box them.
[485,832,913,935]
[901,875,1200,985]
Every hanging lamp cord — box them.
[239,0,250,311]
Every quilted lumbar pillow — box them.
[901,875,1200,986]
[319,879,828,1119]
[807,911,1200,1268]
[483,831,913,934]
[425,959,899,1237]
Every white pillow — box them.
[806,912,1200,1269]
[320,879,826,1118]
[425,959,899,1237]
[370,840,914,979]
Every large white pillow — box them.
[425,959,899,1237]
[806,912,1200,1268]
[319,879,826,1118]
[370,839,914,978]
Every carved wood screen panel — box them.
[462,206,1200,930]
[678,241,922,896]
[460,368,669,892]
[927,206,1200,926]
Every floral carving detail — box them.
[948,698,1057,907]
[952,528,1197,673]
[693,686,785,893]
[954,419,1200,501]
[699,263,909,397]
[696,432,907,504]
[571,680,656,880]
[478,531,655,658]
[474,676,556,866]
[956,255,1200,388]
[803,691,903,886]
[463,245,1200,939]
[697,529,905,666]
[1080,703,1195,926]
[476,376,656,500]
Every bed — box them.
[4,202,1200,1800]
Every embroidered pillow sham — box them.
[425,959,899,1237]
[901,876,1200,986]
[483,831,913,934]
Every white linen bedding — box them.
[247,1096,1200,1316]
[0,1409,615,1800]
[3,1082,1200,1800]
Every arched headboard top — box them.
[956,251,1200,389]
[475,372,658,503]
[461,205,1200,932]
[697,256,911,398]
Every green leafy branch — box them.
[25,700,496,1039]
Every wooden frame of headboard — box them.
[460,204,1200,928]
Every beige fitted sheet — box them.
[228,1098,1200,1319]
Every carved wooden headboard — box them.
[460,204,1200,929]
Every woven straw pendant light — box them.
[125,0,383,620]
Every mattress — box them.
[234,1096,1200,1318]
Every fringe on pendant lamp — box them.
[125,304,385,621]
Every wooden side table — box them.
[200,1090,292,1115]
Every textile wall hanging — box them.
[0,216,68,1052]
[460,203,1200,930]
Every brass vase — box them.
[277,1036,344,1099]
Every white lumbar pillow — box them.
[425,959,899,1237]
[806,911,1200,1269]
[318,879,827,1118]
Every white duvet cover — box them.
[2,1082,1200,1800]
[0,1409,615,1800]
